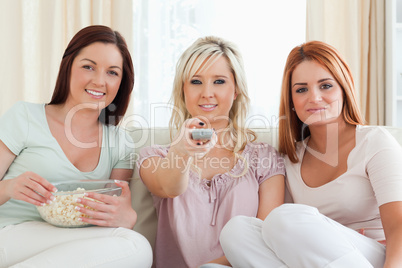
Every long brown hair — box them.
[49,25,134,125]
[278,40,364,163]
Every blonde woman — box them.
[139,36,285,268]
[219,41,402,267]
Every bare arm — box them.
[140,119,215,198]
[140,149,193,198]
[257,174,285,220]
[0,139,56,206]
[110,168,133,182]
[0,139,16,205]
[0,140,15,179]
[380,201,402,267]
[206,255,231,266]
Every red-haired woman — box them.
[219,41,402,268]
[0,25,152,267]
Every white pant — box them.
[220,204,385,268]
[0,221,152,268]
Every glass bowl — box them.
[36,180,122,228]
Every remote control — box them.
[191,129,213,140]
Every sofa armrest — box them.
[130,175,158,250]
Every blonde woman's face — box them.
[183,56,237,127]
[291,60,344,126]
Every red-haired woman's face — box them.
[67,42,123,110]
[291,60,344,126]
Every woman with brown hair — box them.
[219,41,402,267]
[0,25,152,267]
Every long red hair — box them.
[278,41,364,163]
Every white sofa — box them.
[127,126,402,251]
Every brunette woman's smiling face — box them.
[67,42,123,110]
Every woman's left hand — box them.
[75,180,137,229]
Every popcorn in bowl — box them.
[36,180,121,228]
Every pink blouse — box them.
[138,142,285,268]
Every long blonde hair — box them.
[278,41,364,163]
[169,36,256,153]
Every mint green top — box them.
[0,102,134,228]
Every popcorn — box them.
[37,187,94,227]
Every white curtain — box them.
[0,0,134,116]
[306,0,385,125]
[0,0,307,128]
[130,0,198,128]
[131,0,307,128]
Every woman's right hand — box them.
[140,118,217,198]
[2,172,57,206]
[170,118,216,159]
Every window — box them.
[130,0,306,128]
